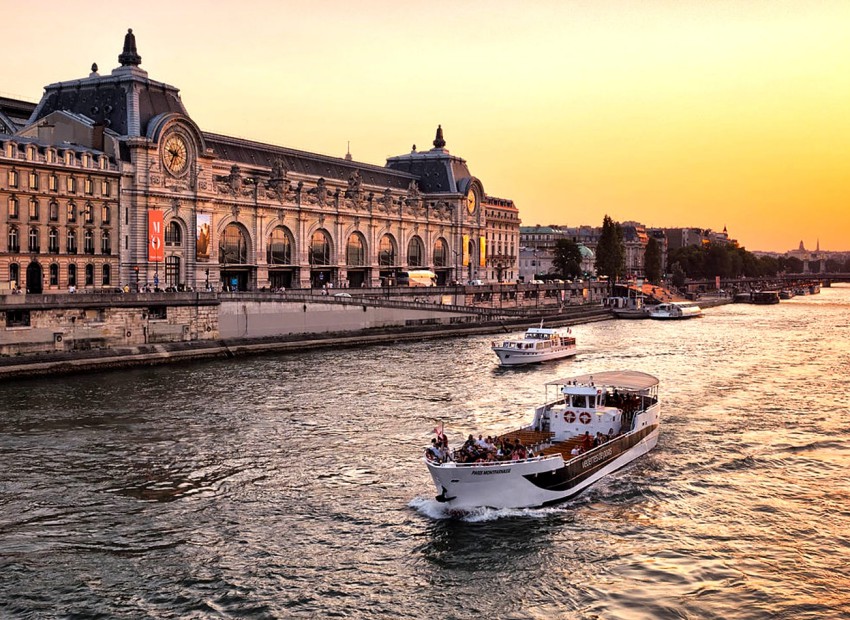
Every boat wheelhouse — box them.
[648,301,702,320]
[424,371,660,510]
[491,325,577,366]
[605,295,650,319]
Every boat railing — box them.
[433,454,554,468]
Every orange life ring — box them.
[579,411,592,424]
[565,411,576,423]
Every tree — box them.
[644,237,662,284]
[594,215,625,284]
[552,239,583,279]
[671,262,686,289]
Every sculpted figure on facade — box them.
[266,158,291,201]
[216,165,242,195]
[381,188,394,213]
[306,177,328,206]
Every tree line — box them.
[548,215,850,285]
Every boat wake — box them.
[408,496,568,522]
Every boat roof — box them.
[547,370,659,391]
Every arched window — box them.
[433,238,448,267]
[67,229,77,254]
[84,229,94,254]
[29,198,39,221]
[378,234,396,267]
[67,202,77,222]
[9,263,20,286]
[219,224,248,264]
[49,263,59,286]
[48,228,59,253]
[165,221,182,246]
[346,233,366,266]
[28,227,39,253]
[102,264,111,286]
[267,227,293,264]
[101,204,111,224]
[85,263,94,286]
[83,202,93,224]
[101,231,111,255]
[68,263,77,286]
[8,226,19,253]
[309,230,332,266]
[8,196,19,219]
[407,236,424,267]
[49,201,59,221]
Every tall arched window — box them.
[68,263,77,286]
[433,238,448,267]
[85,263,94,286]
[309,230,332,265]
[101,231,111,255]
[407,236,424,267]
[219,224,248,264]
[29,198,39,221]
[8,226,19,253]
[48,228,59,253]
[28,227,39,253]
[165,221,182,246]
[67,229,77,254]
[102,264,111,286]
[67,202,77,222]
[378,234,396,267]
[346,233,366,266]
[49,263,59,286]
[84,229,94,254]
[267,227,293,264]
[49,200,59,221]
[9,263,20,286]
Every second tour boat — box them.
[491,325,577,366]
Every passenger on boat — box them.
[582,432,593,452]
[571,446,581,457]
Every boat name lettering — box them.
[582,447,614,469]
[471,468,512,476]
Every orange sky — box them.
[4,0,849,252]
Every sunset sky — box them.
[5,1,849,252]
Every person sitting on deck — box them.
[571,445,581,457]
[426,439,443,463]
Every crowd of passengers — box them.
[425,433,536,464]
[601,389,646,413]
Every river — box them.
[1,285,848,619]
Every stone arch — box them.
[407,235,425,267]
[308,228,334,266]
[218,221,252,265]
[26,261,43,294]
[378,232,398,267]
[345,231,368,267]
[267,225,295,265]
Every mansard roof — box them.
[27,30,187,138]
[385,125,475,194]
[0,96,37,134]
[204,133,417,190]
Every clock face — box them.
[163,133,189,175]
[466,189,476,214]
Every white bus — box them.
[397,270,437,287]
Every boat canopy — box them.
[547,370,659,391]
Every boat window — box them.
[572,394,587,408]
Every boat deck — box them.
[496,429,554,451]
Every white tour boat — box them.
[424,371,660,510]
[491,325,577,366]
[648,301,702,320]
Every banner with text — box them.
[148,210,164,263]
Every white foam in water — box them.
[409,496,569,522]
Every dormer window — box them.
[64,151,74,166]
[46,149,56,163]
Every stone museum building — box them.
[1,30,519,292]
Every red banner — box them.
[148,210,164,262]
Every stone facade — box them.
[10,30,519,292]
[0,136,121,293]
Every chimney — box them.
[93,121,105,152]
[38,121,54,144]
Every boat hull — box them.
[492,345,577,366]
[426,423,659,509]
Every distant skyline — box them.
[5,0,849,252]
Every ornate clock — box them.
[162,132,190,176]
[466,188,477,214]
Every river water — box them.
[1,285,849,619]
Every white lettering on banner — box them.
[471,468,511,476]
[582,447,614,470]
